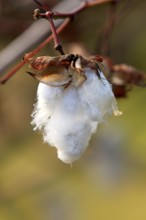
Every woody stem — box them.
[34,9,65,55]
[46,12,65,55]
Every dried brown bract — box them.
[23,53,105,87]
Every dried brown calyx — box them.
[23,53,104,87]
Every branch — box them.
[0,19,70,84]
[45,11,65,55]
[34,0,115,19]
[32,18,70,55]
[0,61,25,85]
[0,0,115,84]
[33,0,115,54]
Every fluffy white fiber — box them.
[31,59,120,163]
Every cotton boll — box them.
[31,54,121,164]
[42,86,98,163]
[78,68,119,122]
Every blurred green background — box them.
[0,1,146,220]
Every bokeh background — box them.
[0,0,146,220]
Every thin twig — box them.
[0,61,25,84]
[32,18,70,55]
[46,12,65,54]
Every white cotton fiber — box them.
[77,68,119,122]
[31,59,120,164]
[32,84,98,163]
[31,83,63,130]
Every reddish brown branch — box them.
[0,61,25,84]
[36,0,114,19]
[46,12,65,55]
[0,19,70,84]
[51,0,116,18]
[34,0,115,54]
[32,18,70,55]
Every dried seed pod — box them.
[112,64,146,87]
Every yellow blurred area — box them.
[1,1,146,220]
